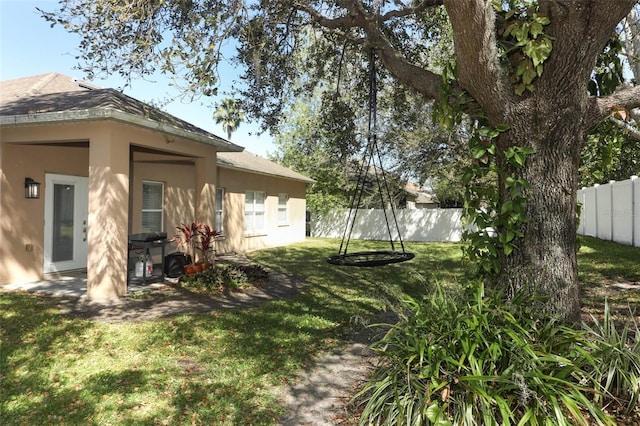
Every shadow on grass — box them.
[578,236,640,320]
[1,240,468,425]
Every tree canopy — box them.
[42,0,640,322]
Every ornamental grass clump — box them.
[583,301,640,414]
[356,282,619,426]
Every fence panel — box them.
[635,176,640,247]
[579,187,598,237]
[577,176,638,247]
[595,183,613,240]
[312,208,467,242]
[611,180,634,245]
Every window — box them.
[142,181,164,232]
[278,193,288,225]
[245,191,265,233]
[215,187,225,233]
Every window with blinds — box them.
[278,193,288,225]
[142,181,164,232]
[245,191,265,233]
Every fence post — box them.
[594,184,599,239]
[633,175,638,247]
[609,180,616,242]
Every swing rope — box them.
[328,49,414,267]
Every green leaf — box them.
[501,200,514,215]
[503,243,514,256]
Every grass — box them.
[578,236,640,318]
[1,237,638,425]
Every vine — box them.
[462,124,535,276]
[432,2,546,276]
[493,0,553,95]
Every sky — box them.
[0,0,276,158]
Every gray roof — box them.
[217,150,315,183]
[0,73,242,152]
[1,73,313,183]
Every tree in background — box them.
[42,1,640,322]
[271,90,355,216]
[213,98,245,140]
[579,12,640,187]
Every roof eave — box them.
[217,162,315,184]
[0,108,244,152]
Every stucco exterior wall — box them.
[1,118,307,292]
[216,167,308,254]
[0,120,218,297]
[0,143,89,284]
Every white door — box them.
[43,174,89,273]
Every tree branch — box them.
[443,0,511,123]
[589,85,640,128]
[295,0,446,101]
[611,117,640,140]
[380,0,444,21]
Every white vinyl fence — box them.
[312,208,468,242]
[577,176,640,247]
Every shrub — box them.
[180,263,269,292]
[356,283,615,425]
[584,301,640,414]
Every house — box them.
[0,73,313,300]
[402,182,440,209]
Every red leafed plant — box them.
[175,222,220,263]
[175,222,202,260]
[198,224,220,254]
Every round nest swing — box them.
[326,49,414,268]
[327,250,415,267]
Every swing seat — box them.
[327,250,415,267]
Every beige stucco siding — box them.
[1,117,308,295]
[216,167,307,253]
[130,162,196,236]
[0,120,219,297]
[0,143,89,284]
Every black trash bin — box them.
[164,252,192,278]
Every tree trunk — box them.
[496,116,583,323]
[442,1,638,323]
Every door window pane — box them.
[52,184,74,262]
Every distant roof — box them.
[0,73,242,152]
[217,150,315,183]
[415,191,438,204]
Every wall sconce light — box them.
[25,177,41,199]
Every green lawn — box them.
[1,237,638,425]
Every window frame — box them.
[278,193,289,226]
[215,187,225,233]
[244,190,266,234]
[141,180,164,233]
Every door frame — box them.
[43,173,89,273]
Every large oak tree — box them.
[43,0,640,322]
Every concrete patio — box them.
[2,270,172,299]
